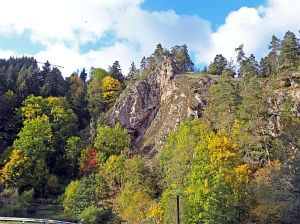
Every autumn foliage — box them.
[79,147,99,175]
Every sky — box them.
[0,0,299,76]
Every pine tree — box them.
[40,67,67,97]
[204,73,241,131]
[279,31,300,69]
[39,60,51,86]
[140,57,147,72]
[237,77,270,165]
[208,54,228,75]
[170,45,194,73]
[127,62,139,80]
[79,68,87,83]
[261,35,281,76]
[235,44,260,77]
[153,43,169,65]
[108,61,124,83]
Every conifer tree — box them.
[279,31,300,69]
[208,54,228,75]
[127,62,139,80]
[108,61,124,83]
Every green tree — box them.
[66,73,89,129]
[94,123,130,161]
[40,67,67,97]
[0,91,19,151]
[101,154,126,195]
[79,68,88,83]
[208,54,228,75]
[260,35,281,76]
[140,56,147,72]
[127,62,139,81]
[0,148,48,193]
[170,45,194,73]
[237,77,270,165]
[65,136,82,178]
[160,121,251,223]
[108,61,124,83]
[118,183,153,224]
[235,45,260,77]
[153,44,169,64]
[79,205,110,224]
[13,115,52,159]
[87,68,108,119]
[203,73,241,132]
[279,31,300,69]
[159,121,212,223]
[63,174,109,218]
[184,134,251,224]
[19,95,78,175]
[117,156,155,224]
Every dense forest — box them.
[0,31,300,223]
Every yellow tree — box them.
[185,134,251,224]
[0,149,48,190]
[101,76,122,105]
[159,120,252,223]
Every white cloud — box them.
[201,0,300,64]
[34,44,88,75]
[0,0,299,76]
[0,0,211,75]
[0,50,17,59]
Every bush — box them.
[79,205,111,224]
[46,174,60,194]
[19,188,34,205]
[0,187,18,202]
[63,174,109,218]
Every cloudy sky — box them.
[0,0,299,76]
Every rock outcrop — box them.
[105,59,215,156]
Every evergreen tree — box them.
[153,43,169,64]
[79,68,87,83]
[108,61,124,83]
[0,91,19,152]
[140,56,147,72]
[127,62,139,80]
[39,61,51,86]
[235,45,260,77]
[203,73,241,131]
[279,31,300,69]
[201,66,208,73]
[261,35,281,76]
[237,77,271,165]
[66,73,89,129]
[40,67,67,97]
[208,54,228,75]
[170,45,194,73]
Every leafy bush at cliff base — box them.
[94,123,130,161]
[79,205,112,224]
[63,174,109,219]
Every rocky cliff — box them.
[105,59,215,157]
[105,59,300,160]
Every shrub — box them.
[79,205,111,224]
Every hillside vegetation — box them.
[0,32,300,223]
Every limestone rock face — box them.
[105,59,214,156]
[105,59,176,144]
[267,78,300,136]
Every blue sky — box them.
[142,0,265,29]
[0,0,299,75]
